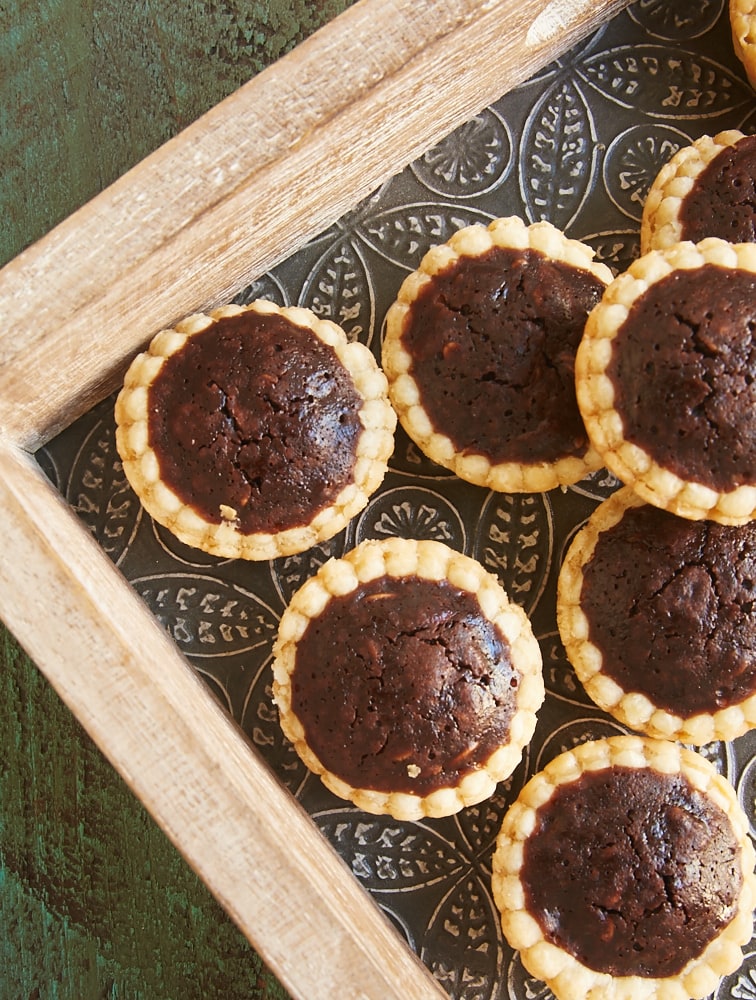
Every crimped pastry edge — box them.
[271,537,545,820]
[115,299,396,560]
[382,216,613,493]
[640,129,749,254]
[730,0,756,88]
[491,734,756,1000]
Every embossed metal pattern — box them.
[39,1,756,997]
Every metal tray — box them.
[37,1,756,997]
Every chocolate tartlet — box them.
[731,0,756,88]
[576,237,756,523]
[271,537,544,820]
[382,217,613,492]
[115,300,396,560]
[492,735,756,1000]
[557,486,756,744]
[641,130,756,253]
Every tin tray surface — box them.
[39,1,756,996]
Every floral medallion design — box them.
[628,0,725,41]
[354,485,467,551]
[40,1,756,997]
[411,108,513,199]
[602,123,692,219]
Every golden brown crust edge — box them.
[640,130,748,254]
[271,537,544,820]
[492,734,756,1000]
[731,0,756,88]
[115,300,396,560]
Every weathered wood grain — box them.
[0,1,631,998]
[2,4,350,996]
[0,440,443,999]
[0,0,631,452]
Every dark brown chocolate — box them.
[521,765,742,978]
[290,574,520,795]
[147,310,363,534]
[401,246,605,465]
[679,134,756,244]
[608,263,756,491]
[581,503,756,715]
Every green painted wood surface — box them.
[0,2,354,995]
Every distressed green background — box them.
[0,2,354,996]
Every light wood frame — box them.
[0,1,631,996]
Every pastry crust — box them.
[575,237,756,524]
[115,300,396,560]
[492,735,756,1000]
[382,216,613,493]
[557,486,756,744]
[271,537,544,820]
[731,0,756,88]
[640,130,749,254]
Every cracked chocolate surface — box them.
[400,246,606,465]
[290,574,520,794]
[147,310,363,533]
[679,134,756,244]
[608,263,756,491]
[522,765,742,978]
[581,503,756,715]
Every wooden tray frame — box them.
[0,1,631,996]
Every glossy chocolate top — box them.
[608,263,756,491]
[401,246,605,464]
[291,574,520,795]
[521,765,742,978]
[147,310,363,533]
[679,134,756,244]
[581,503,756,715]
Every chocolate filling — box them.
[608,263,756,491]
[401,246,605,465]
[521,765,742,978]
[290,575,520,795]
[580,504,756,715]
[679,134,756,244]
[147,311,363,534]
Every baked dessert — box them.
[492,735,756,1000]
[641,130,756,253]
[115,300,396,560]
[557,485,756,744]
[731,0,756,89]
[382,217,613,493]
[271,537,544,820]
[575,237,756,524]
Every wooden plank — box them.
[0,441,446,999]
[0,0,630,452]
[0,1,632,997]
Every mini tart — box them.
[576,237,756,524]
[271,537,544,821]
[640,130,756,253]
[557,486,756,745]
[731,0,756,89]
[492,735,756,1000]
[382,217,613,492]
[115,300,396,560]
